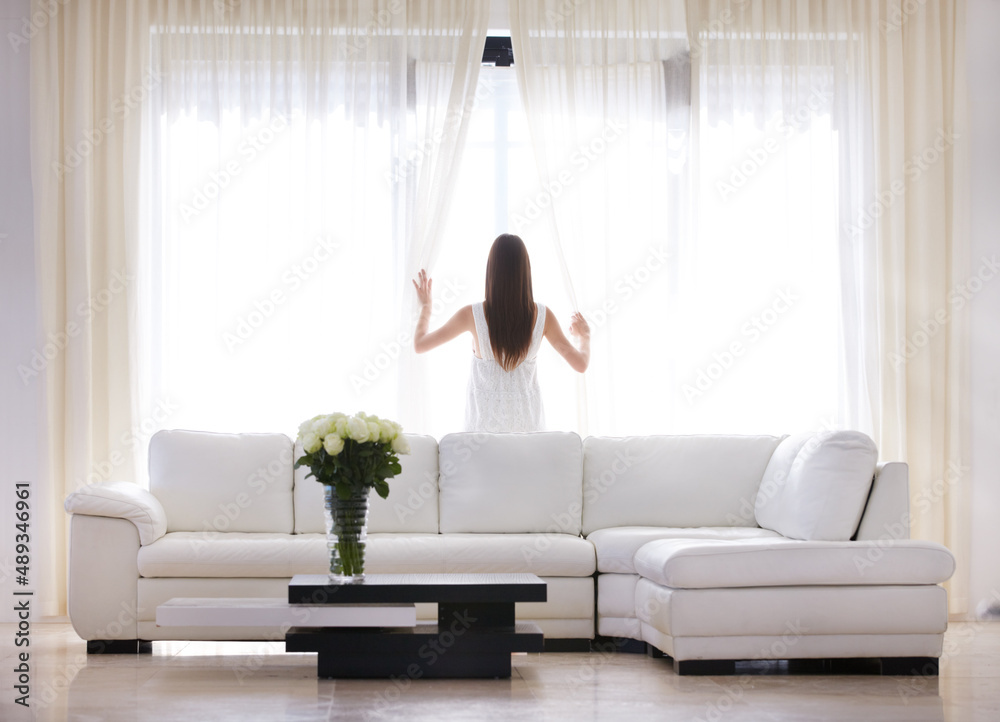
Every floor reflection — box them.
[3,623,994,721]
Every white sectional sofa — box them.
[64,428,956,674]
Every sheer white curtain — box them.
[30,0,154,616]
[510,0,846,436]
[141,0,487,439]
[509,0,691,436]
[513,0,970,613]
[29,0,487,615]
[395,4,489,431]
[144,1,405,439]
[862,0,970,615]
[691,0,970,615]
[682,0,869,436]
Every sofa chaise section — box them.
[583,432,955,674]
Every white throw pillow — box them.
[754,430,878,540]
[438,432,583,534]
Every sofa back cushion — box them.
[148,430,294,533]
[438,432,583,534]
[581,435,782,536]
[292,434,439,534]
[754,430,878,540]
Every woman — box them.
[413,234,590,433]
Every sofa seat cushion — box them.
[138,532,326,578]
[633,538,957,589]
[363,533,596,575]
[137,532,596,578]
[587,527,783,574]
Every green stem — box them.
[333,496,366,577]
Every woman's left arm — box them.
[544,310,590,372]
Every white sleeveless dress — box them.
[465,302,546,433]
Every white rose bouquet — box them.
[295,411,410,500]
[295,412,409,581]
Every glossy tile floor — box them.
[2,622,999,721]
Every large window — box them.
[144,84,400,438]
[417,66,583,437]
[677,106,841,433]
[144,51,844,442]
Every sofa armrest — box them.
[68,515,140,642]
[64,481,167,545]
[855,462,909,541]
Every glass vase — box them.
[323,485,370,584]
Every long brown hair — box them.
[484,234,536,372]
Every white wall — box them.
[488,0,510,33]
[0,0,41,623]
[966,0,1000,621]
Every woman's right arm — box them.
[412,270,474,353]
[544,310,590,373]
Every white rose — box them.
[385,420,404,443]
[391,434,410,454]
[299,414,323,441]
[335,416,349,437]
[377,420,394,443]
[346,416,370,442]
[302,432,322,454]
[323,435,345,456]
[313,416,335,438]
[367,420,381,441]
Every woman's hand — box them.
[412,269,433,309]
[543,310,590,373]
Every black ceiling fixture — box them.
[483,36,514,66]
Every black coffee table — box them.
[285,573,546,679]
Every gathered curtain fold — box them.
[865,0,969,615]
[30,0,149,617]
[394,3,489,430]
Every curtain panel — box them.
[30,0,488,616]
[687,0,970,615]
[866,0,969,615]
[30,0,150,616]
[509,0,691,436]
[512,0,969,612]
